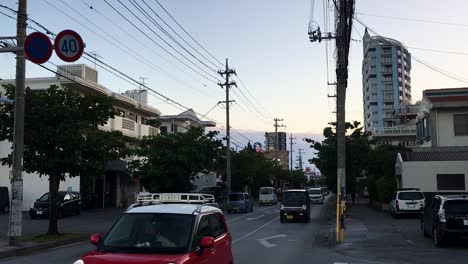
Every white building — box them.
[159,109,215,134]
[0,64,161,210]
[395,88,468,193]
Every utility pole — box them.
[218,58,236,195]
[309,0,355,243]
[289,134,296,172]
[9,0,27,245]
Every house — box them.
[395,87,468,193]
[159,109,216,134]
[0,64,161,210]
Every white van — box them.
[259,187,277,206]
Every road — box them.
[0,196,375,264]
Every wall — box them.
[436,110,468,147]
[0,141,80,211]
[402,160,468,192]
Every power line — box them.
[139,0,221,70]
[407,46,468,56]
[153,0,224,67]
[355,12,468,28]
[235,75,275,118]
[127,0,219,73]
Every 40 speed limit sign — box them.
[54,29,84,63]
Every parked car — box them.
[74,193,233,264]
[308,188,324,204]
[421,194,468,247]
[227,192,253,213]
[389,189,425,218]
[280,189,310,223]
[321,187,329,196]
[0,186,9,213]
[259,186,277,206]
[30,191,81,219]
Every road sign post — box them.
[54,30,84,63]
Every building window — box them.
[171,124,178,133]
[116,109,125,117]
[454,114,468,136]
[160,126,168,135]
[437,174,465,191]
[141,117,149,125]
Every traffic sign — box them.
[54,29,84,62]
[24,32,53,64]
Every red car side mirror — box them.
[200,236,215,248]
[90,233,101,246]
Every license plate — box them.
[463,220,468,226]
[287,215,293,220]
[408,204,415,208]
[36,211,42,215]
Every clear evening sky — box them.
[1,0,468,147]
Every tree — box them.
[132,127,223,192]
[306,121,371,194]
[288,170,308,189]
[0,84,121,235]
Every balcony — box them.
[99,116,160,139]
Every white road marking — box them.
[226,206,275,223]
[257,234,287,248]
[247,214,265,221]
[406,239,415,245]
[232,216,279,244]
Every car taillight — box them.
[396,200,400,210]
[438,208,446,223]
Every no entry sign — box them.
[54,30,84,62]
[24,32,53,64]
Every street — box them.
[0,197,378,264]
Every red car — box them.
[73,193,233,264]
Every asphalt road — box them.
[0,196,377,264]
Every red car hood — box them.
[81,251,185,264]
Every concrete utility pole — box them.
[289,134,296,172]
[273,118,285,160]
[309,0,355,243]
[218,58,236,195]
[9,0,27,245]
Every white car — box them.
[308,188,324,204]
[259,187,277,206]
[389,189,425,218]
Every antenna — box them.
[88,51,103,69]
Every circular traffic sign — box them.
[24,32,53,64]
[54,29,84,62]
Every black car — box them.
[30,191,81,219]
[0,186,9,213]
[421,194,468,247]
[280,189,310,223]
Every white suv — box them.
[389,189,425,218]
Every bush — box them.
[375,176,396,203]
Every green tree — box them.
[306,121,371,194]
[288,170,308,189]
[132,127,223,192]
[0,84,122,235]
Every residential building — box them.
[265,132,287,152]
[395,87,468,193]
[159,109,216,134]
[362,28,416,146]
[0,64,161,210]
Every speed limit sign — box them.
[54,29,84,62]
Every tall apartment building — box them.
[362,28,417,146]
[265,132,287,152]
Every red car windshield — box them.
[99,213,194,254]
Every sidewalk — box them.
[0,208,123,259]
[335,198,468,264]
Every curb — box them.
[0,235,89,260]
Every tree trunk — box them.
[48,172,60,235]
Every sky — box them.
[1,0,468,168]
